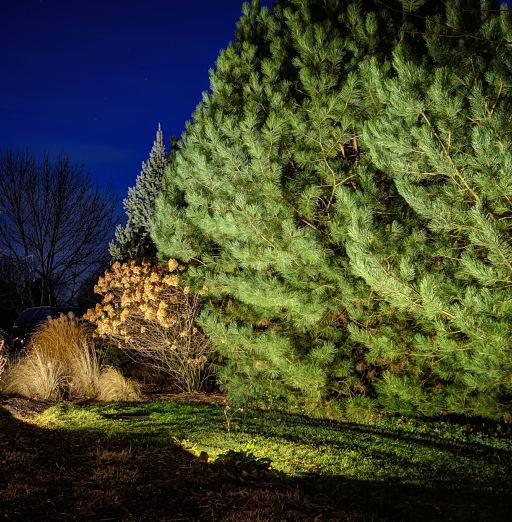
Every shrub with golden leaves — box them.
[84,259,211,392]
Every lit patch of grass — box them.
[31,401,512,491]
[35,404,111,432]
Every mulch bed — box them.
[138,385,227,406]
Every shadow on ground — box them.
[1,405,511,521]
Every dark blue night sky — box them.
[1,0,510,200]
[0,0,272,197]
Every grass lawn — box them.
[35,401,511,484]
[26,402,512,520]
[1,397,511,520]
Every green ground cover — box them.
[34,401,512,489]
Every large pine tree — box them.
[110,124,169,262]
[153,0,512,419]
[349,1,512,416]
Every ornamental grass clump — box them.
[97,366,141,402]
[84,259,212,392]
[2,313,139,402]
[0,337,7,383]
[3,350,64,401]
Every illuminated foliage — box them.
[153,0,512,418]
[1,313,140,401]
[0,337,6,381]
[84,260,212,391]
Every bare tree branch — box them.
[0,149,118,308]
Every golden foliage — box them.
[97,367,141,402]
[3,350,64,401]
[0,337,7,381]
[2,314,140,402]
[84,259,212,392]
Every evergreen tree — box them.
[153,0,512,419]
[348,0,512,416]
[110,124,169,261]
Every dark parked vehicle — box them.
[10,306,81,354]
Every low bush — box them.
[2,313,139,402]
[84,259,212,392]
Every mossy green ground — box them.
[34,401,511,488]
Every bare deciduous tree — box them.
[0,149,117,308]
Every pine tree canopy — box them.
[110,123,169,262]
[152,0,512,419]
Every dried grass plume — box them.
[2,313,139,402]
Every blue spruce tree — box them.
[110,124,169,261]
